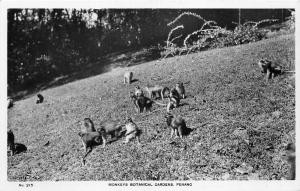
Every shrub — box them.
[286,9,295,31]
[162,12,278,58]
[221,24,267,47]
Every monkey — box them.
[282,143,295,180]
[124,71,133,84]
[175,82,186,99]
[130,92,153,113]
[166,96,180,112]
[257,59,278,73]
[7,129,15,156]
[170,87,180,99]
[134,86,144,97]
[80,118,96,133]
[145,85,170,100]
[78,130,103,165]
[98,121,124,147]
[287,74,295,89]
[80,118,102,143]
[78,131,102,153]
[79,119,123,165]
[124,117,140,144]
[130,93,167,113]
[36,94,44,104]
[257,59,282,82]
[7,97,13,109]
[166,88,181,112]
[164,114,187,139]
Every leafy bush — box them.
[220,24,267,46]
[161,12,278,58]
[286,9,295,31]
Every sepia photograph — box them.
[1,0,299,190]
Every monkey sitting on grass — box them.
[174,82,186,99]
[36,94,44,104]
[166,88,180,112]
[124,71,133,84]
[164,113,187,139]
[282,143,295,180]
[134,86,144,97]
[7,129,15,156]
[124,117,140,144]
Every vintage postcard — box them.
[0,0,299,190]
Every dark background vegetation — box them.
[7,9,291,99]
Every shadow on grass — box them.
[130,79,139,83]
[14,143,27,155]
[9,47,161,101]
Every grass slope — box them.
[8,34,295,181]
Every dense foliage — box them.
[7,9,291,96]
[161,12,281,58]
[286,10,295,30]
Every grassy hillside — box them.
[7,34,295,181]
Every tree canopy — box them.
[7,9,290,96]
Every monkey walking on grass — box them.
[129,92,167,113]
[257,58,294,82]
[78,130,103,165]
[145,85,170,100]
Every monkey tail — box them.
[182,121,189,133]
[284,70,295,73]
[125,129,137,136]
[152,100,167,106]
[82,148,92,165]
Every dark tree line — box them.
[7,9,290,95]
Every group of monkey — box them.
[7,58,295,178]
[76,70,188,164]
[130,83,185,113]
